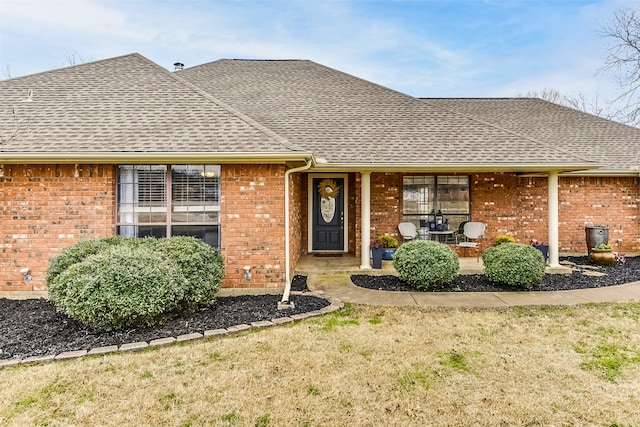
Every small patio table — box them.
[427,230,454,243]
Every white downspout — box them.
[280,158,314,307]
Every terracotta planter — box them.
[589,249,616,265]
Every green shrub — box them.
[152,236,224,309]
[494,235,516,246]
[46,236,142,290]
[392,240,459,290]
[46,239,111,286]
[47,236,224,330]
[48,245,187,330]
[482,243,545,289]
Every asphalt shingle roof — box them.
[426,98,640,174]
[3,54,637,174]
[0,54,301,159]
[179,59,599,172]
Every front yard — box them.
[1,303,639,426]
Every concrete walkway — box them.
[307,273,640,307]
[298,255,640,307]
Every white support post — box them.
[548,171,560,269]
[360,171,372,269]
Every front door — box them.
[312,177,345,251]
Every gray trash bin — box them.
[585,225,609,254]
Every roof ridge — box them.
[1,53,141,82]
[184,59,310,71]
[159,63,303,153]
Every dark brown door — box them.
[312,177,344,251]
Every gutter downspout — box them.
[279,158,314,309]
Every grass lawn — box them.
[1,302,640,426]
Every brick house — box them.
[2,53,639,294]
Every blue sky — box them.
[0,0,633,102]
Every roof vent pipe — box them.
[173,62,184,71]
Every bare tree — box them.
[562,92,618,120]
[519,88,564,104]
[63,51,92,67]
[599,7,640,125]
[0,108,30,144]
[1,52,92,80]
[519,88,612,118]
[1,65,12,80]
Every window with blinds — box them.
[116,165,220,247]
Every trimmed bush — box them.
[46,238,112,286]
[152,236,224,309]
[482,243,545,289]
[392,240,459,290]
[46,236,142,291]
[47,236,225,330]
[48,245,187,330]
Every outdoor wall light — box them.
[20,267,32,282]
[243,266,252,280]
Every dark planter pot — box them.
[534,245,548,261]
[382,249,396,260]
[372,248,384,269]
[585,226,609,255]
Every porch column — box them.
[360,171,372,269]
[548,171,560,269]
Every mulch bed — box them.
[352,256,640,292]
[0,275,325,361]
[4,258,640,362]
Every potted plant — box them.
[377,234,399,260]
[495,235,516,245]
[593,243,612,250]
[590,243,616,265]
[531,239,549,261]
[371,240,385,269]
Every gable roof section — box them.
[0,54,309,164]
[425,98,640,175]
[179,59,598,173]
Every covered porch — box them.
[295,254,485,276]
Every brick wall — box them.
[370,172,404,241]
[3,166,638,293]
[470,173,640,253]
[559,176,640,253]
[0,164,115,291]
[348,172,640,256]
[220,164,286,288]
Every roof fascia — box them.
[307,162,603,174]
[0,152,316,165]
[559,170,640,177]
